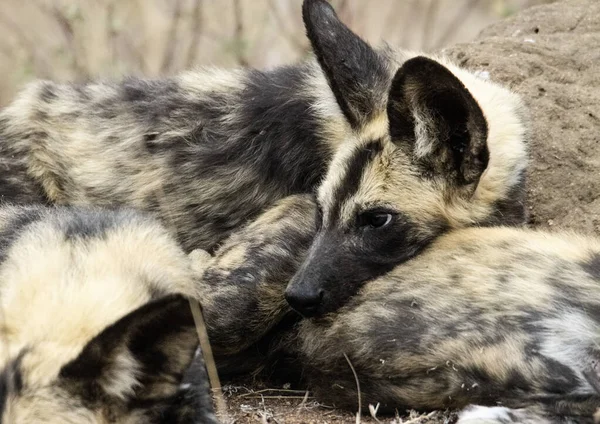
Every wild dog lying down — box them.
[194,28,532,362]
[0,0,527,253]
[0,205,217,423]
[295,225,600,423]
[195,195,600,423]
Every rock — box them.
[442,0,600,234]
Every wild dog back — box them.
[0,205,216,423]
[0,0,527,254]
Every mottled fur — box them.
[190,194,316,377]
[195,195,600,423]
[0,0,527,256]
[0,205,216,423]
[296,226,600,422]
[286,1,528,317]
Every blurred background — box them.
[0,0,554,105]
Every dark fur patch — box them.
[541,357,581,394]
[481,170,528,227]
[0,207,45,262]
[0,135,50,206]
[302,0,388,128]
[327,139,384,225]
[0,351,25,420]
[60,295,197,401]
[39,82,58,103]
[581,254,600,278]
[60,208,121,240]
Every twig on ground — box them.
[343,352,361,424]
[185,0,204,67]
[189,299,232,423]
[297,390,310,410]
[239,388,309,397]
[403,410,438,424]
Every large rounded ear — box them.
[302,0,389,129]
[387,56,489,190]
[59,295,202,403]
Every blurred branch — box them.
[0,10,51,78]
[185,0,204,68]
[233,0,249,66]
[161,0,182,73]
[267,0,308,54]
[400,0,421,48]
[106,0,118,65]
[432,0,479,49]
[421,0,440,50]
[41,3,89,79]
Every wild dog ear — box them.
[59,294,199,402]
[302,0,388,129]
[387,56,489,189]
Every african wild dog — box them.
[0,0,527,255]
[0,205,217,423]
[296,225,600,423]
[190,18,531,362]
[193,195,600,423]
[285,19,528,316]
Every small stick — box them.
[343,353,361,424]
[189,298,230,422]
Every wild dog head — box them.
[0,295,214,424]
[285,0,529,317]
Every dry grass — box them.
[0,0,554,105]
[222,379,458,424]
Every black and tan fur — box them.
[296,225,600,423]
[286,6,528,315]
[194,194,600,423]
[0,205,216,423]
[0,0,527,256]
[189,194,317,379]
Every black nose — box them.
[285,287,324,317]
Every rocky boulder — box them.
[443,0,600,234]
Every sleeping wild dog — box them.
[194,196,600,423]
[263,20,600,420]
[296,224,600,424]
[0,0,527,254]
[0,205,217,423]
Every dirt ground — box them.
[221,0,600,422]
[221,378,456,424]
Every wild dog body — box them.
[0,66,335,253]
[297,226,600,423]
[194,195,600,422]
[189,194,317,377]
[0,0,527,254]
[0,205,216,423]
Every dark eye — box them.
[357,210,394,229]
